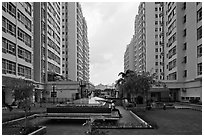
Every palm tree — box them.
[116,70,136,101]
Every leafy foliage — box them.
[115,70,166,102]
[3,77,35,130]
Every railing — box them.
[41,98,73,104]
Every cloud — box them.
[81,2,139,85]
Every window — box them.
[183,29,186,37]
[168,72,177,80]
[197,63,202,75]
[24,50,31,63]
[183,2,186,10]
[2,37,16,55]
[197,2,201,5]
[197,27,202,40]
[18,64,24,76]
[155,41,158,45]
[7,2,16,18]
[18,64,31,79]
[5,17,16,36]
[168,33,176,47]
[24,2,31,15]
[183,15,186,23]
[2,59,16,75]
[155,62,158,66]
[25,17,31,31]
[183,70,187,77]
[17,10,25,24]
[18,46,25,59]
[197,8,202,22]
[2,38,7,53]
[183,56,187,64]
[155,55,158,59]
[2,17,7,32]
[183,43,187,50]
[169,59,176,70]
[168,46,176,59]
[24,34,31,47]
[2,2,7,11]
[155,7,157,11]
[155,48,158,52]
[18,28,31,47]
[18,28,24,42]
[7,40,16,55]
[155,21,158,25]
[197,44,202,57]
[155,14,158,18]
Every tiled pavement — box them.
[116,106,142,125]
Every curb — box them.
[28,126,47,135]
[2,114,37,125]
[129,110,152,128]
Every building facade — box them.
[124,36,136,72]
[163,2,202,102]
[33,2,62,84]
[125,2,202,102]
[61,2,90,82]
[2,2,90,105]
[2,2,33,104]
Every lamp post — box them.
[80,81,86,98]
[51,85,56,104]
[80,81,83,98]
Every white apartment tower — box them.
[132,2,165,80]
[124,36,136,72]
[33,2,62,83]
[61,2,89,82]
[163,2,202,101]
[125,2,202,102]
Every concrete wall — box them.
[45,81,80,100]
[145,2,156,73]
[33,2,41,82]
[68,2,77,81]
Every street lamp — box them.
[80,81,86,98]
[51,84,56,104]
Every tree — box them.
[3,77,35,132]
[116,70,166,104]
[115,70,136,101]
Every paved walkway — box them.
[116,106,141,125]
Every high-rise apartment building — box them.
[124,36,136,72]
[33,2,62,83]
[163,2,202,101]
[132,2,165,80]
[61,2,89,82]
[2,2,33,104]
[125,2,202,102]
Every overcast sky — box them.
[81,2,139,86]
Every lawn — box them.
[107,108,202,135]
